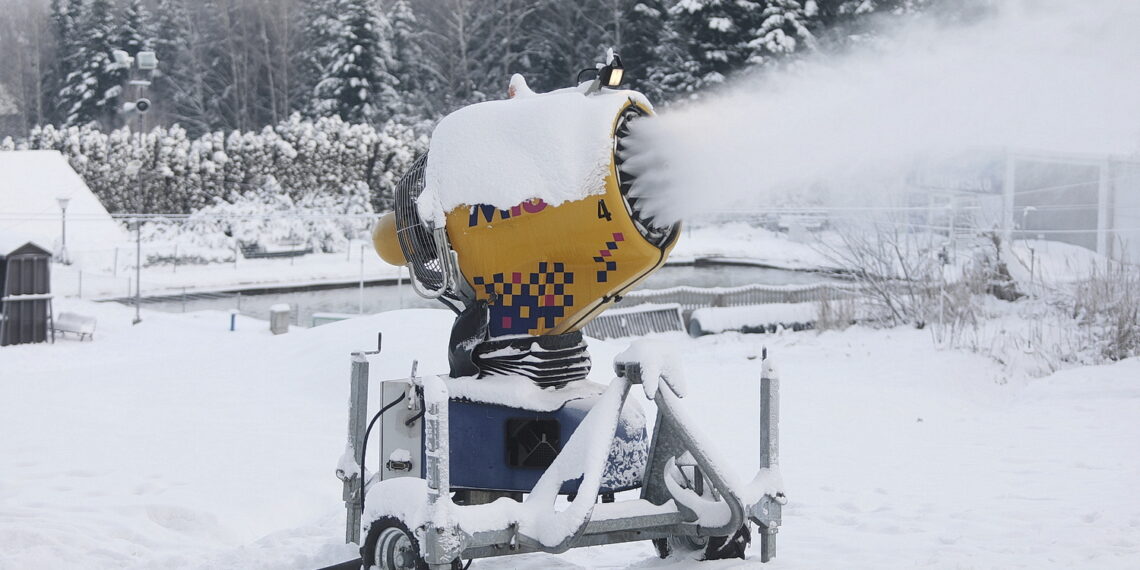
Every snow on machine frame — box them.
[337,52,785,569]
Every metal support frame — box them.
[341,334,382,545]
[343,352,369,544]
[373,352,784,566]
[420,374,464,569]
[132,219,142,325]
[754,353,782,562]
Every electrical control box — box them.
[378,379,423,482]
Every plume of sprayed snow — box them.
[626,0,1140,222]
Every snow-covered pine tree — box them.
[312,0,399,125]
[63,0,122,128]
[107,0,156,129]
[811,0,930,49]
[524,1,610,93]
[0,1,50,133]
[51,0,85,126]
[207,0,252,131]
[623,0,671,101]
[295,0,346,119]
[646,10,704,103]
[386,0,437,125]
[115,0,154,56]
[668,0,765,91]
[152,0,211,136]
[747,0,818,67]
[417,0,530,110]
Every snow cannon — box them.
[342,52,784,570]
[372,63,679,385]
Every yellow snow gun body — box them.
[373,74,678,383]
[444,101,676,338]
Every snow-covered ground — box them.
[2,299,1137,569]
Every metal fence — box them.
[113,289,304,326]
[582,304,687,340]
[614,282,861,313]
[579,283,868,339]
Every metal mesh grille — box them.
[394,153,445,291]
[613,105,677,248]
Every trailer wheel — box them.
[703,524,751,561]
[652,462,717,560]
[652,534,708,559]
[362,517,423,570]
[362,517,463,570]
[653,527,750,562]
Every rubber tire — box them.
[703,524,751,561]
[361,517,462,570]
[653,534,709,559]
[655,528,752,561]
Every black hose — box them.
[358,392,407,517]
[404,407,425,428]
[438,294,465,316]
[576,67,598,85]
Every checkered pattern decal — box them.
[593,232,625,283]
[475,262,575,336]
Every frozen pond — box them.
[133,262,843,327]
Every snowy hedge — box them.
[139,175,376,260]
[1,115,426,217]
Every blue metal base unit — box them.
[434,394,648,495]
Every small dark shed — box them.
[0,241,54,346]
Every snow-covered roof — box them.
[0,150,125,259]
[417,79,651,225]
[0,230,51,257]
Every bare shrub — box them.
[815,214,1137,375]
[816,288,857,331]
[977,232,1023,301]
[816,218,943,328]
[931,262,986,347]
[1072,260,1140,361]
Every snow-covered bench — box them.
[53,312,97,341]
[689,302,818,336]
[240,242,312,259]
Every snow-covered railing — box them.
[582,303,686,339]
[689,303,818,336]
[617,282,861,312]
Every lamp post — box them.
[113,49,157,326]
[56,196,71,264]
[1021,206,1038,289]
[132,217,142,325]
[114,49,157,215]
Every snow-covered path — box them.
[1,301,1137,569]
